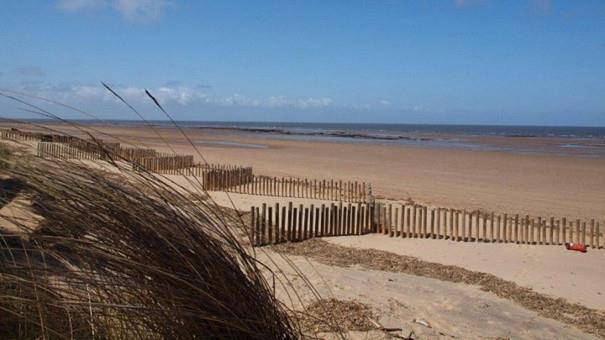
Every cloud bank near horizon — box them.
[1,82,602,127]
[4,83,333,109]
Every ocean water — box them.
[183,122,605,158]
[135,121,605,139]
[74,120,605,158]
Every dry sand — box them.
[202,191,605,311]
[328,234,605,311]
[263,250,599,339]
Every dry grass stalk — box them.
[0,145,300,339]
[295,298,377,333]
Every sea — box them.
[102,120,605,138]
[38,120,605,158]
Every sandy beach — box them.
[4,3,605,338]
[3,122,605,338]
[19,122,605,221]
[207,191,605,310]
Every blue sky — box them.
[1,0,604,125]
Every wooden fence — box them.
[136,155,195,174]
[221,176,368,203]
[252,201,604,248]
[37,142,160,162]
[0,128,159,161]
[4,128,367,202]
[37,141,103,160]
[117,147,159,162]
[36,141,172,165]
[1,128,74,143]
[35,141,254,185]
[200,166,254,189]
[69,139,121,155]
[250,202,375,246]
[373,203,603,248]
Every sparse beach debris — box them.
[412,318,431,328]
[566,243,588,253]
[367,317,403,332]
[296,298,378,333]
[273,239,605,338]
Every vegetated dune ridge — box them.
[0,142,304,339]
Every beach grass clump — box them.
[0,149,299,339]
[0,143,10,169]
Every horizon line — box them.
[12,118,605,129]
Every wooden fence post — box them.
[303,207,309,240]
[402,205,408,238]
[320,204,326,236]
[335,203,341,235]
[274,203,280,243]
[298,204,304,241]
[292,206,298,242]
[255,207,261,246]
[286,202,294,242]
[435,208,441,239]
[597,221,602,249]
[314,205,320,238]
[386,204,392,236]
[394,207,400,237]
[267,206,273,244]
[330,203,337,236]
[250,207,256,246]
[261,203,267,245]
[280,205,286,243]
[590,219,595,248]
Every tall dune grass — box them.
[0,144,300,339]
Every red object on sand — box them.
[565,243,587,253]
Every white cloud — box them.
[57,0,169,20]
[113,0,168,20]
[412,105,430,113]
[379,99,391,106]
[14,83,334,110]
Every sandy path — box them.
[264,251,597,339]
[327,234,605,311]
